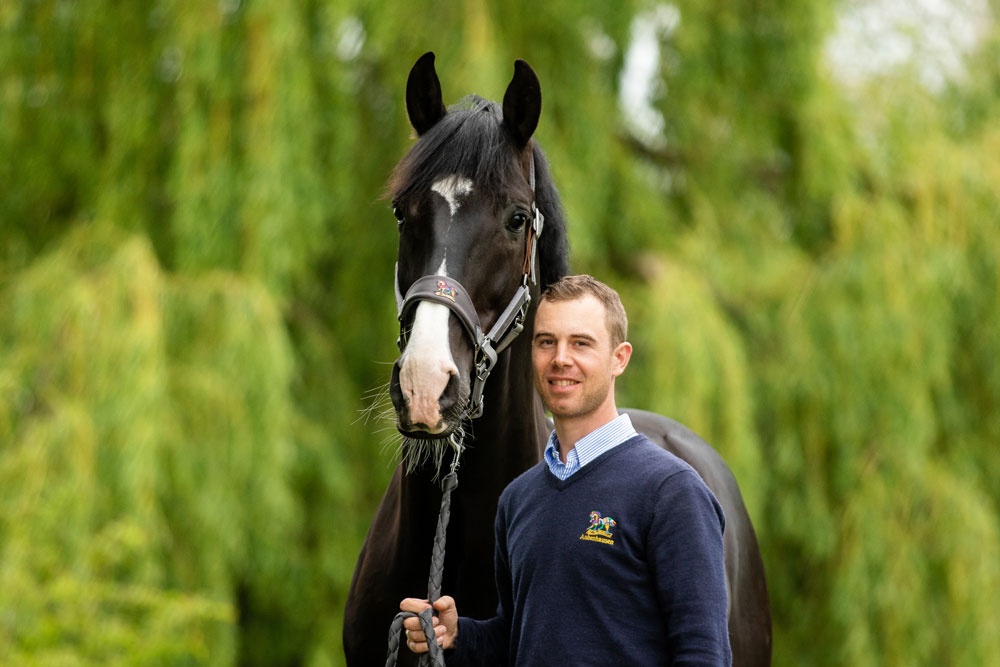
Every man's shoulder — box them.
[615,433,698,478]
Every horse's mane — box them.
[529,138,570,289]
[388,95,569,290]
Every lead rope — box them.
[385,429,466,667]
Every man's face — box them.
[531,294,631,423]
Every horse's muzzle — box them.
[389,358,464,439]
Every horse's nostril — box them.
[440,372,460,412]
[389,359,406,411]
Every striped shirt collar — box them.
[543,413,637,480]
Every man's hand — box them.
[400,596,459,653]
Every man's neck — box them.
[553,406,620,463]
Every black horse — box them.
[344,52,771,666]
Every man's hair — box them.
[540,274,628,348]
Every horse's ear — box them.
[502,60,541,148]
[406,51,447,136]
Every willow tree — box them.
[0,1,363,664]
[612,1,1000,665]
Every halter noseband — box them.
[394,151,545,420]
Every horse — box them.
[343,52,771,667]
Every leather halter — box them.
[394,150,545,420]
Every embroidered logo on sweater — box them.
[580,511,617,545]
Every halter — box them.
[393,149,545,420]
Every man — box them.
[401,275,731,665]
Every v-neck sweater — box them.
[448,434,732,666]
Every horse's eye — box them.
[508,211,529,232]
[392,205,406,229]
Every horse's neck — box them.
[469,332,546,475]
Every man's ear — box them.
[612,342,632,377]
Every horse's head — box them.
[386,52,566,449]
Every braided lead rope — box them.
[385,430,465,667]
[384,607,442,667]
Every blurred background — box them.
[2,0,999,665]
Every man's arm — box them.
[650,469,732,666]
[399,496,514,665]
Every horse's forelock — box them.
[389,97,518,203]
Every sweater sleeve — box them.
[448,615,506,666]
[648,469,732,666]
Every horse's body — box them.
[344,52,770,666]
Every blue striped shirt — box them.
[543,413,638,480]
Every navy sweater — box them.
[449,435,731,666]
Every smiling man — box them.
[531,275,633,478]
[400,275,732,666]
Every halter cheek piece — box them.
[393,152,545,420]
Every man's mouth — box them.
[550,379,579,387]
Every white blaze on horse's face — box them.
[431,174,473,217]
[398,174,474,433]
[399,301,456,433]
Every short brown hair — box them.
[540,275,628,347]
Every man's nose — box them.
[551,341,571,366]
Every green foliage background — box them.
[2,1,998,665]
